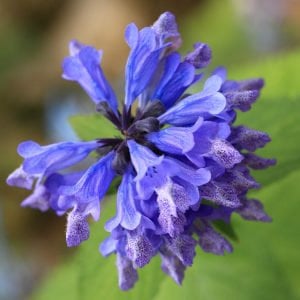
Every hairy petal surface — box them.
[66,208,90,247]
[236,198,272,222]
[197,223,233,255]
[116,253,138,291]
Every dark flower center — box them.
[96,101,166,175]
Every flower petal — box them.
[19,140,98,175]
[147,125,195,155]
[126,230,154,268]
[230,126,271,152]
[236,198,272,222]
[243,153,276,170]
[59,152,115,204]
[21,184,50,212]
[160,248,186,285]
[105,170,142,231]
[127,140,164,181]
[186,119,231,167]
[158,90,226,126]
[99,236,118,257]
[6,165,35,189]
[200,181,241,208]
[153,61,196,108]
[209,139,243,169]
[62,41,118,114]
[124,23,139,48]
[165,234,197,266]
[163,157,211,186]
[116,253,138,291]
[151,11,181,49]
[197,223,233,255]
[124,27,166,107]
[184,42,211,69]
[66,208,90,247]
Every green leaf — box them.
[31,260,78,300]
[69,114,120,141]
[212,220,239,242]
[33,49,300,300]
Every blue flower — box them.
[7,11,275,290]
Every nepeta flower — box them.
[7,12,275,290]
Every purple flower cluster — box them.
[7,12,275,290]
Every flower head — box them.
[7,12,275,290]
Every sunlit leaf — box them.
[69,114,120,141]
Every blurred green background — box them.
[1,0,300,299]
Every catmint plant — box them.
[7,12,275,290]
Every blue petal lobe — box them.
[59,152,115,204]
[62,42,118,114]
[105,171,141,231]
[127,140,164,181]
[20,141,98,175]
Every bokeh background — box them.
[1,0,300,299]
